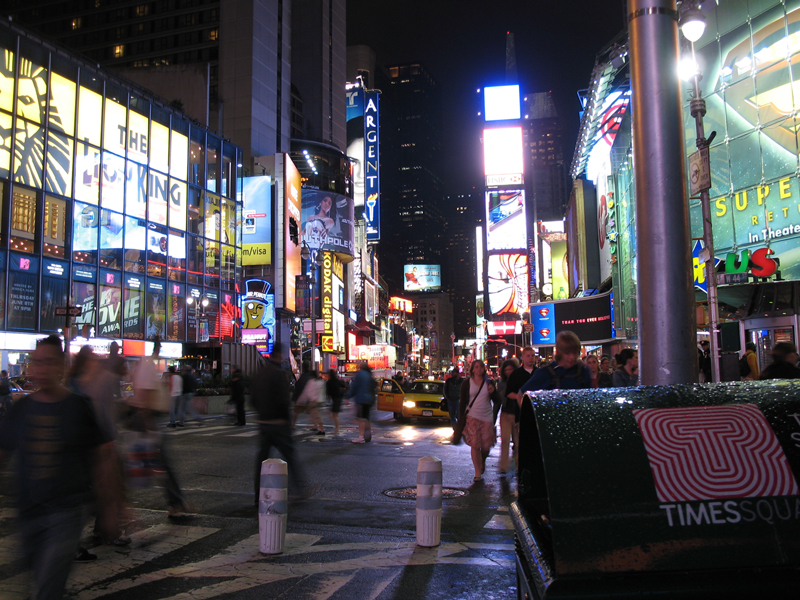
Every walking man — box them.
[519,331,592,393]
[0,335,121,600]
[346,364,376,443]
[443,367,463,429]
[251,344,308,501]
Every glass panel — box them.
[187,186,203,235]
[124,215,146,273]
[123,274,144,339]
[40,264,69,332]
[204,239,219,287]
[220,244,234,290]
[103,84,128,155]
[221,142,234,197]
[189,127,205,186]
[146,223,167,278]
[49,71,76,136]
[8,253,39,330]
[187,287,201,342]
[97,272,122,338]
[43,195,67,259]
[101,151,125,212]
[169,178,186,231]
[219,290,236,341]
[167,281,185,341]
[168,229,186,281]
[11,186,36,253]
[13,118,44,187]
[73,201,98,263]
[0,110,11,179]
[150,109,169,173]
[728,132,761,191]
[16,49,47,124]
[125,159,147,218]
[170,126,188,180]
[187,235,202,285]
[145,280,166,341]
[99,208,124,269]
[71,268,97,335]
[0,47,15,114]
[221,197,234,244]
[74,142,100,204]
[204,289,219,339]
[77,79,103,147]
[45,131,73,197]
[127,99,149,165]
[203,192,219,240]
[206,135,219,192]
[148,170,168,225]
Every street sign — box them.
[689,146,711,196]
[717,272,748,286]
[523,323,533,333]
[55,306,82,317]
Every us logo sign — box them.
[634,405,798,502]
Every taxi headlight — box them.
[403,400,416,409]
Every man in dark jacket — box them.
[443,368,463,428]
[760,342,800,380]
[251,345,307,501]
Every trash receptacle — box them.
[512,380,800,599]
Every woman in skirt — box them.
[452,359,501,481]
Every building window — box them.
[43,195,67,259]
[11,187,37,253]
[113,45,125,58]
[136,4,150,16]
[72,18,82,30]
[208,29,218,41]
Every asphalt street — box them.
[0,406,519,599]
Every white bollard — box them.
[416,455,442,547]
[259,458,288,554]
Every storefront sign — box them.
[389,297,413,313]
[364,90,381,240]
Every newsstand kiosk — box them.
[512,381,800,599]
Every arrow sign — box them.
[56,306,82,317]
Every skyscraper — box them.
[379,62,445,294]
[443,191,482,339]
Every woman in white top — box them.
[453,360,501,481]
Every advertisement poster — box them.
[551,241,569,300]
[403,264,441,292]
[486,189,527,251]
[346,86,365,208]
[40,260,69,332]
[301,189,355,256]
[98,282,122,337]
[283,155,302,312]
[145,280,166,340]
[241,279,275,356]
[487,253,529,317]
[8,255,39,330]
[73,202,99,252]
[123,275,144,339]
[241,175,272,265]
[168,283,185,341]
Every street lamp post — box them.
[680,2,720,382]
[186,295,209,343]
[301,243,325,373]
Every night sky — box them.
[347,0,628,188]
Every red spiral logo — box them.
[634,405,798,502]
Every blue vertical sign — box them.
[364,91,380,240]
[532,303,556,345]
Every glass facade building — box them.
[0,22,242,363]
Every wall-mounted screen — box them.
[486,189,526,251]
[403,264,441,292]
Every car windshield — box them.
[409,381,443,395]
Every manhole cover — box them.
[383,487,467,500]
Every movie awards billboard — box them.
[240,279,275,356]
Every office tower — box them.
[522,91,571,223]
[379,62,445,295]
[443,192,482,339]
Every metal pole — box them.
[691,71,720,383]
[628,0,698,384]
[310,261,317,374]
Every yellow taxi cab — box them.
[377,378,449,421]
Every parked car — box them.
[377,378,449,421]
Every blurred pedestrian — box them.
[497,358,520,476]
[180,365,202,425]
[0,336,122,599]
[326,369,346,435]
[760,342,800,380]
[741,342,759,380]
[452,359,501,481]
[105,341,126,380]
[293,369,325,434]
[520,332,592,392]
[443,367,464,428]
[346,363,376,443]
[292,360,314,409]
[611,349,639,387]
[166,366,183,428]
[585,354,612,388]
[251,344,308,501]
[0,369,11,421]
[230,367,246,426]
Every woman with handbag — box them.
[452,360,501,482]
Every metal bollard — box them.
[416,455,442,547]
[258,458,288,554]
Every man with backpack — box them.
[519,331,592,393]
[740,342,759,380]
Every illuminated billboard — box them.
[483,85,521,121]
[483,127,524,176]
[404,264,441,292]
[241,175,272,265]
[364,91,381,240]
[486,189,527,251]
[345,86,365,208]
[283,155,302,313]
[487,253,529,317]
[301,189,355,256]
[240,279,275,356]
[531,292,615,346]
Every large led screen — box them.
[241,175,272,265]
[530,293,615,346]
[346,86,365,208]
[301,189,355,256]
[403,264,441,292]
[486,189,527,251]
[241,278,275,356]
[483,127,524,176]
[487,253,529,317]
[484,85,521,121]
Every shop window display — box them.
[43,195,67,259]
